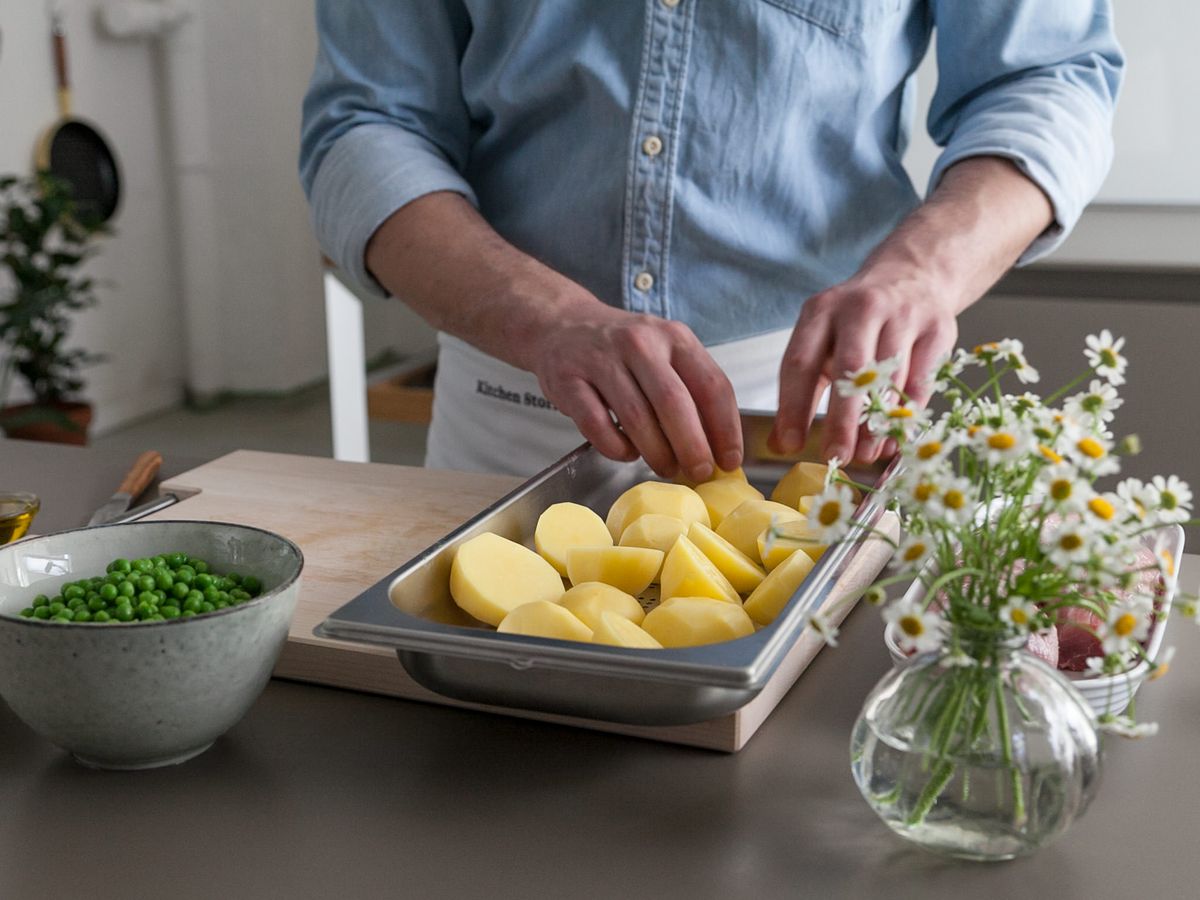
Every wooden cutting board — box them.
[152,450,897,752]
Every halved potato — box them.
[560,581,646,630]
[770,461,830,509]
[566,545,663,595]
[642,596,756,647]
[497,600,593,642]
[535,502,613,576]
[693,478,764,528]
[592,611,662,649]
[605,482,709,541]
[660,535,740,604]
[757,519,828,568]
[450,532,566,626]
[715,499,804,561]
[619,514,687,557]
[687,522,766,594]
[743,547,816,626]
[675,466,748,488]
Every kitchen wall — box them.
[0,1,431,433]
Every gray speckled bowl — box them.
[0,520,302,769]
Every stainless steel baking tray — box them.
[316,412,894,726]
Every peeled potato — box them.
[687,522,766,594]
[450,532,566,626]
[660,535,740,604]
[642,596,756,647]
[675,466,748,488]
[716,500,805,561]
[743,547,817,625]
[534,502,613,576]
[693,479,764,528]
[592,611,662,649]
[497,600,593,642]
[770,461,830,509]
[566,545,663,595]
[605,482,710,542]
[560,581,646,630]
[757,520,828,568]
[620,514,687,556]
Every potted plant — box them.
[0,171,105,444]
[767,334,1197,860]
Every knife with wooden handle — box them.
[88,450,163,526]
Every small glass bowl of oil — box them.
[0,492,39,544]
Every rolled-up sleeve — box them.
[927,1,1124,264]
[299,0,475,294]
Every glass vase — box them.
[850,638,1101,860]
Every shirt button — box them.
[641,135,664,157]
[662,0,681,8]
[634,271,655,292]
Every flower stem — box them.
[995,673,1026,828]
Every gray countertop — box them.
[2,437,1198,900]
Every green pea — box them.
[150,555,166,568]
[48,601,65,615]
[192,560,209,575]
[161,605,181,619]
[104,572,123,585]
[68,597,86,611]
[64,585,85,601]
[114,604,135,622]
[54,608,74,621]
[132,558,154,574]
[193,574,213,590]
[166,552,187,568]
[93,610,111,623]
[33,606,52,619]
[19,607,34,618]
[150,614,166,622]
[135,602,156,620]
[108,558,132,574]
[152,590,166,603]
[138,591,158,607]
[216,591,231,605]
[118,580,136,598]
[100,583,118,601]
[214,600,230,610]
[182,610,197,618]
[241,576,262,596]
[154,571,173,590]
[200,602,215,613]
[203,586,219,603]
[73,609,92,623]
[88,596,107,612]
[171,582,190,600]
[183,596,204,613]
[137,575,156,593]
[32,594,49,607]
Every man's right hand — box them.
[365,191,743,482]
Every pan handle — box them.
[51,10,72,117]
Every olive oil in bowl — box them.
[0,493,39,544]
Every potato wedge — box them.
[642,596,755,647]
[450,532,566,626]
[605,482,709,541]
[619,513,687,557]
[757,519,828,568]
[534,502,613,576]
[675,466,748,488]
[560,581,646,630]
[497,600,593,642]
[592,611,662,649]
[566,545,663,595]
[743,547,816,625]
[686,522,766,594]
[660,535,741,604]
[715,499,804,561]
[693,478,764,528]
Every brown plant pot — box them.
[0,401,93,445]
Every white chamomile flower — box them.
[835,357,900,398]
[1152,530,1178,582]
[903,426,956,471]
[906,476,941,511]
[890,532,934,571]
[1042,519,1098,568]
[1064,379,1123,425]
[971,339,1022,364]
[1083,491,1122,526]
[930,349,969,393]
[933,475,977,526]
[1061,425,1120,477]
[1001,594,1040,633]
[1098,714,1158,739]
[802,609,839,647]
[973,422,1035,466]
[806,483,856,543]
[1099,599,1151,656]
[1084,330,1129,386]
[865,402,932,439]
[884,598,945,655]
[1115,477,1152,521]
[996,339,1039,384]
[1008,392,1043,417]
[824,457,844,487]
[1146,474,1193,524]
[1148,646,1176,682]
[1084,653,1128,677]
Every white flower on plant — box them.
[1008,392,1043,417]
[1146,474,1193,524]
[996,339,1040,384]
[1061,425,1120,477]
[824,457,844,488]
[1152,530,1177,581]
[930,349,969,393]
[806,483,857,543]
[1099,599,1152,656]
[1001,594,1041,633]
[802,609,840,647]
[1084,330,1129,386]
[865,402,932,439]
[1148,646,1176,682]
[1098,714,1159,739]
[972,422,1035,466]
[1084,491,1122,525]
[1042,519,1098,568]
[835,357,900,398]
[1115,477,1152,521]
[971,338,1022,364]
[905,476,942,511]
[1064,379,1123,425]
[932,475,977,526]
[884,598,945,655]
[1084,652,1129,677]
[1035,463,1091,513]
[890,533,935,571]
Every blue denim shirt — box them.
[300,0,1122,347]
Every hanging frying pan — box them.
[35,11,121,224]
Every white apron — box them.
[425,329,824,476]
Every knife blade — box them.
[88,450,163,526]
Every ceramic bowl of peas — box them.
[0,520,303,769]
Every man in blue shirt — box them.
[300,1,1122,481]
